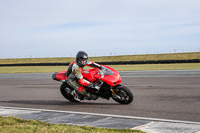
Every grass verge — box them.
[0,52,200,64]
[0,63,199,73]
[0,116,143,133]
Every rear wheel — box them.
[60,83,79,102]
[111,85,133,104]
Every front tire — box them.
[111,85,133,104]
[60,83,79,102]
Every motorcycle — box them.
[52,65,133,104]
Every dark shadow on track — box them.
[0,100,119,106]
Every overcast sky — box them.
[0,0,200,58]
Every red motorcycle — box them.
[52,65,133,104]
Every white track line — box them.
[0,106,200,125]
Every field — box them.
[0,63,199,73]
[0,52,200,64]
[0,52,199,73]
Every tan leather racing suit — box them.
[66,60,101,95]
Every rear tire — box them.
[60,83,79,102]
[111,85,133,104]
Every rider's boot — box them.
[71,90,81,102]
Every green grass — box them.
[0,52,199,73]
[0,116,144,133]
[0,52,199,64]
[109,63,200,71]
[0,63,199,73]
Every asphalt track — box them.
[0,70,200,122]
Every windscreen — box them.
[101,66,114,75]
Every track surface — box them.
[0,70,200,122]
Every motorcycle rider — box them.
[66,51,102,101]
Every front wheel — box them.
[111,85,133,104]
[60,83,79,102]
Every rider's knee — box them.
[78,86,86,95]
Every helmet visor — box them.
[79,57,88,66]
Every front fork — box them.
[110,87,121,99]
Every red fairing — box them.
[98,65,122,86]
[78,78,90,86]
[82,65,122,87]
[53,65,122,87]
[55,71,67,81]
[82,69,97,82]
